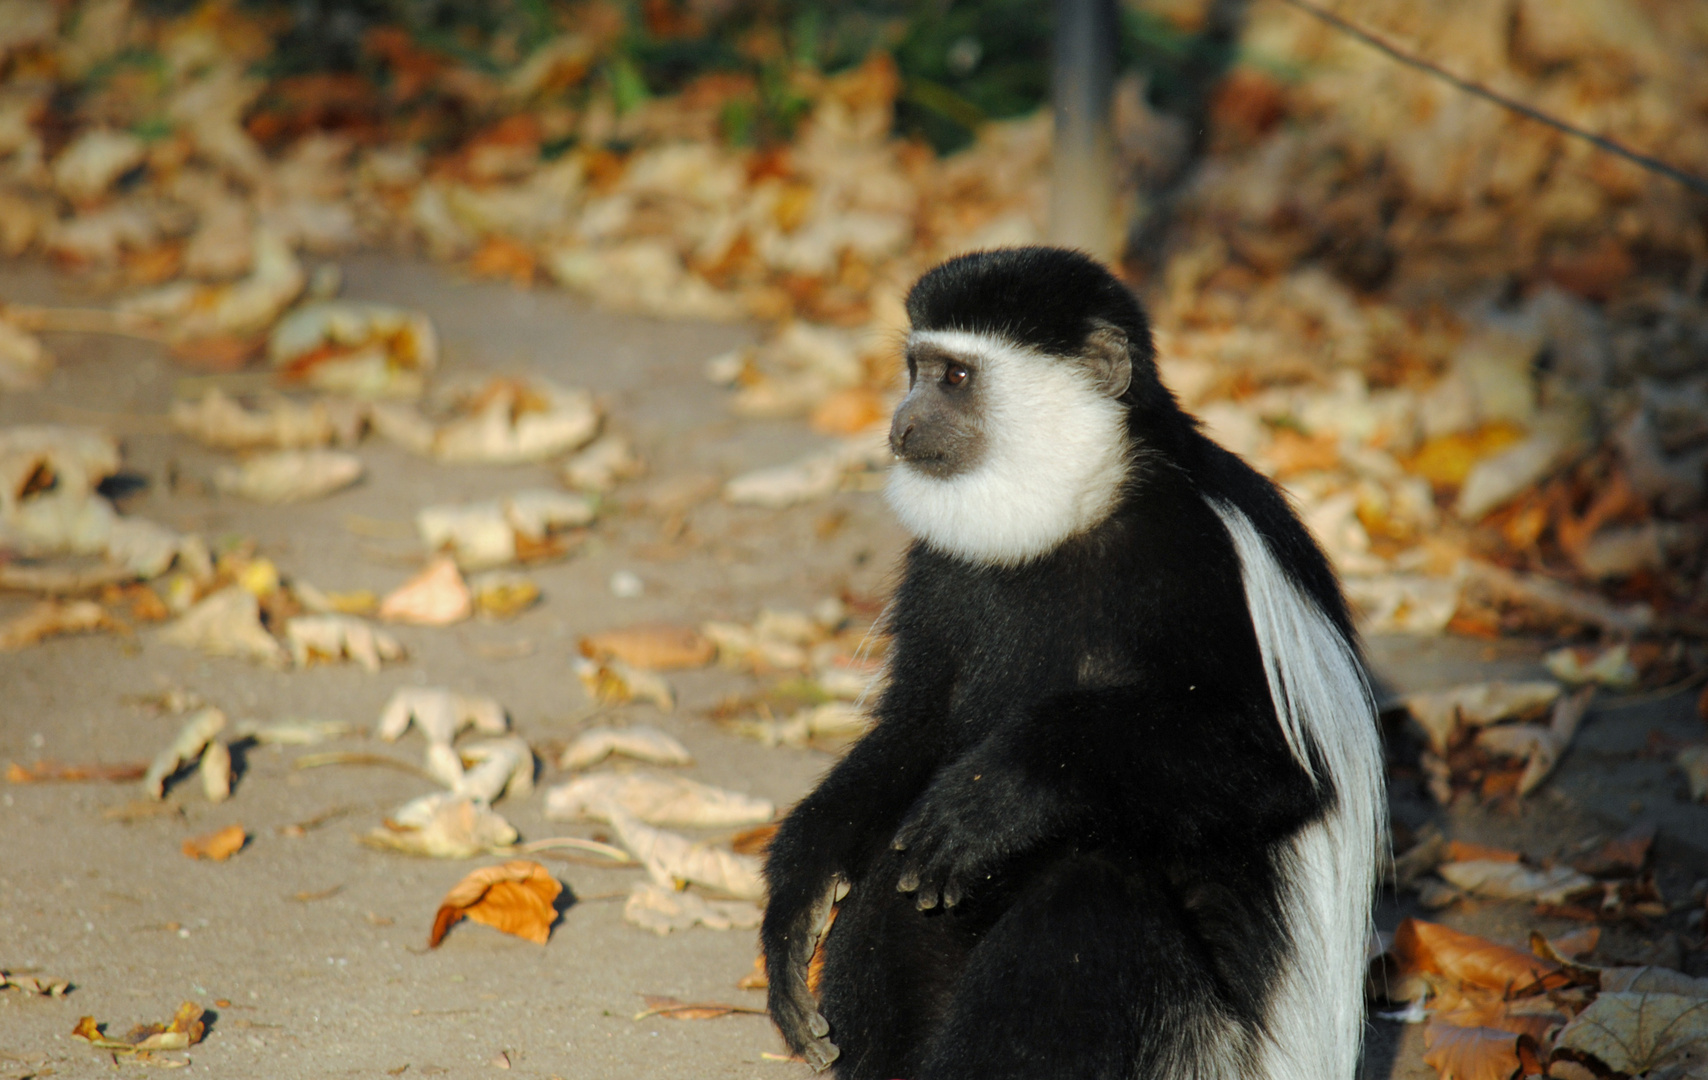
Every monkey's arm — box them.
[890,683,1317,910]
[762,704,949,1066]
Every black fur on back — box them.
[761,246,1369,1080]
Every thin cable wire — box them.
[1272,0,1708,198]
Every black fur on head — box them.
[904,247,1177,420]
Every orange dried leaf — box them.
[633,995,768,1021]
[1445,841,1521,863]
[1422,1020,1521,1080]
[1407,424,1526,489]
[6,760,147,783]
[1391,918,1564,995]
[182,824,246,861]
[379,555,471,626]
[469,236,537,287]
[737,954,768,990]
[430,859,561,948]
[579,624,715,671]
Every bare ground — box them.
[2,254,1703,1080]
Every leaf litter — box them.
[429,860,561,948]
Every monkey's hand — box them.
[890,743,1067,910]
[761,875,844,1072]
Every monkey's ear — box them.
[1082,319,1132,398]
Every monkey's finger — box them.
[802,1036,841,1072]
[942,881,963,907]
[896,869,920,893]
[808,1009,831,1038]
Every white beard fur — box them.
[885,329,1131,567]
[1209,499,1386,1080]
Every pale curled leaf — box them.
[454,737,535,803]
[622,881,762,935]
[433,379,599,463]
[731,702,872,749]
[1404,681,1564,754]
[214,449,363,504]
[1544,643,1639,690]
[199,740,231,803]
[284,614,403,672]
[1437,860,1596,906]
[365,793,517,858]
[544,772,773,829]
[376,687,507,745]
[158,587,288,667]
[429,859,561,947]
[269,300,438,398]
[634,995,768,1020]
[143,708,227,799]
[600,803,764,900]
[171,389,337,450]
[559,725,693,770]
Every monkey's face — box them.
[890,342,988,478]
[884,326,1134,567]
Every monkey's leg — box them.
[916,853,1254,1080]
[815,847,987,1080]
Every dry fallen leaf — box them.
[1544,643,1639,690]
[1404,681,1564,754]
[1436,861,1596,906]
[574,657,674,711]
[379,556,472,626]
[1421,1020,1520,1080]
[158,586,288,667]
[731,702,872,749]
[214,449,364,504]
[182,824,247,861]
[544,771,774,829]
[1389,918,1569,995]
[1554,992,1708,1076]
[1678,746,1708,802]
[5,759,146,783]
[143,708,228,799]
[72,1001,206,1055]
[1,969,71,996]
[433,378,600,463]
[200,740,232,803]
[285,614,404,672]
[579,624,715,671]
[469,570,540,618]
[600,804,764,900]
[270,300,438,399]
[429,859,561,948]
[376,687,507,745]
[0,599,117,651]
[558,725,693,771]
[633,994,768,1020]
[452,737,536,804]
[623,881,764,935]
[171,389,339,450]
[365,793,517,858]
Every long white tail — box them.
[1209,499,1386,1080]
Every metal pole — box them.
[1050,0,1119,262]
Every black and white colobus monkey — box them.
[760,247,1385,1080]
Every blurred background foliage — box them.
[164,0,1231,154]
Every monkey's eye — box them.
[943,364,969,388]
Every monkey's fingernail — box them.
[896,872,918,892]
[943,885,961,907]
[833,879,850,901]
[808,1011,830,1038]
[891,839,907,851]
[916,892,938,911]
